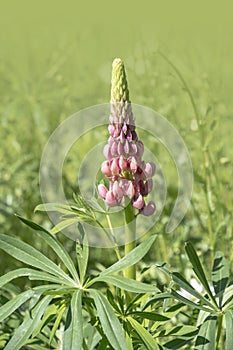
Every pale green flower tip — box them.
[111,58,130,103]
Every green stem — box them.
[106,214,122,261]
[124,204,136,280]
[216,312,223,350]
[97,219,121,262]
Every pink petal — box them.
[119,155,128,171]
[98,184,108,199]
[141,201,156,216]
[144,162,156,178]
[130,157,138,172]
[110,158,120,175]
[133,194,145,209]
[105,191,118,206]
[101,161,112,177]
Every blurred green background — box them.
[0,0,232,276]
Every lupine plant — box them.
[0,58,233,350]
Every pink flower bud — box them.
[123,140,129,154]
[130,157,138,172]
[111,141,118,156]
[118,142,124,155]
[112,181,124,198]
[103,144,112,160]
[101,161,112,177]
[133,194,145,209]
[144,162,156,178]
[119,155,128,171]
[126,181,135,198]
[108,125,115,136]
[136,141,144,158]
[105,191,118,206]
[110,158,120,175]
[141,201,156,216]
[98,184,108,199]
[129,142,137,155]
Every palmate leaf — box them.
[194,315,217,350]
[4,295,53,350]
[170,290,212,312]
[0,234,76,287]
[156,265,215,310]
[89,289,127,350]
[93,275,159,294]
[185,242,218,308]
[100,235,156,277]
[17,215,80,284]
[63,290,83,350]
[212,251,229,301]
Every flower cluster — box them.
[98,59,156,216]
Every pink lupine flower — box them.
[98,58,156,216]
[98,184,108,199]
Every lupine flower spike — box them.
[98,58,156,216]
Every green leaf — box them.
[157,265,215,310]
[34,203,73,215]
[89,289,126,350]
[129,311,169,322]
[4,295,53,350]
[185,242,217,308]
[49,304,66,345]
[100,235,156,276]
[163,338,191,349]
[171,290,212,312]
[212,251,229,300]
[76,225,89,284]
[50,217,83,234]
[17,215,80,284]
[0,268,36,288]
[222,285,233,309]
[0,289,34,322]
[194,316,217,350]
[162,325,198,337]
[63,290,83,350]
[142,293,171,310]
[0,234,76,287]
[127,316,159,350]
[225,310,233,350]
[93,275,159,293]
